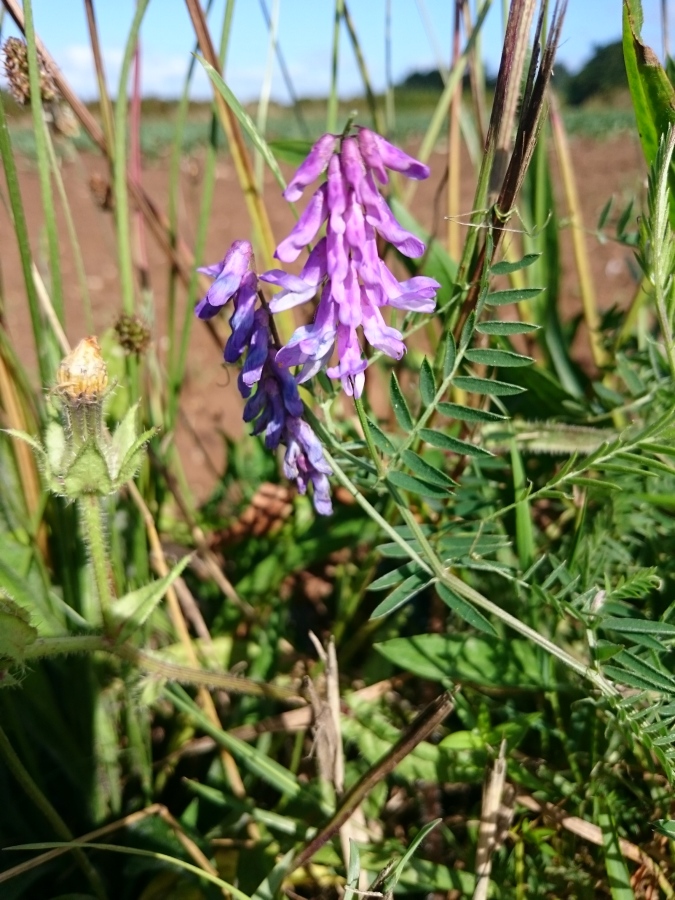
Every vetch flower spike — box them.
[261,125,440,397]
[197,246,333,515]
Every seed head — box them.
[115,313,151,356]
[2,36,57,106]
[56,336,108,405]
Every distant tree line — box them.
[398,39,628,105]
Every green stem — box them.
[353,395,385,477]
[22,636,303,703]
[23,0,64,324]
[327,0,344,134]
[0,90,52,384]
[113,0,151,319]
[44,125,94,333]
[0,726,107,899]
[80,494,115,631]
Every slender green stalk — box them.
[255,0,279,191]
[22,0,64,323]
[113,0,151,317]
[342,0,384,134]
[44,126,94,333]
[7,841,248,900]
[167,0,234,431]
[0,727,107,899]
[327,0,344,134]
[0,89,51,383]
[80,494,115,631]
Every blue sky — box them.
[0,1,668,102]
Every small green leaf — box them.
[597,196,613,230]
[601,617,675,637]
[344,839,361,900]
[368,562,423,592]
[419,428,493,457]
[401,449,456,488]
[598,803,633,900]
[387,470,452,498]
[490,253,541,275]
[437,583,497,635]
[453,376,526,396]
[115,554,193,642]
[370,573,432,619]
[568,476,620,491]
[437,402,506,423]
[443,333,457,379]
[653,819,675,840]
[366,417,396,455]
[485,287,544,306]
[390,373,414,432]
[476,320,541,335]
[387,819,443,890]
[465,348,534,367]
[419,358,436,406]
[459,310,476,354]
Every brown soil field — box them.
[1,133,647,500]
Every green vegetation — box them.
[0,1,675,898]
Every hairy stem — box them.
[79,494,116,632]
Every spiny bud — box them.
[115,313,151,356]
[2,36,57,106]
[7,335,156,499]
[56,336,108,406]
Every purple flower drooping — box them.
[260,127,440,398]
[196,244,333,515]
[195,240,254,320]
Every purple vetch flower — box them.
[195,240,254,320]
[284,418,333,516]
[262,127,440,397]
[262,239,328,313]
[356,127,430,183]
[283,133,337,202]
[274,183,329,263]
[196,242,333,515]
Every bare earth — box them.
[1,133,647,500]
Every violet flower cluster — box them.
[196,241,332,515]
[260,127,440,397]
[196,127,439,515]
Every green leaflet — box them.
[419,428,493,457]
[390,373,414,431]
[484,287,544,306]
[464,348,534,367]
[436,583,496,635]
[476,320,541,335]
[370,572,432,619]
[453,376,526,396]
[419,357,437,406]
[387,470,452,498]
[490,253,541,274]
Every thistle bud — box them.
[7,335,156,499]
[56,336,108,404]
